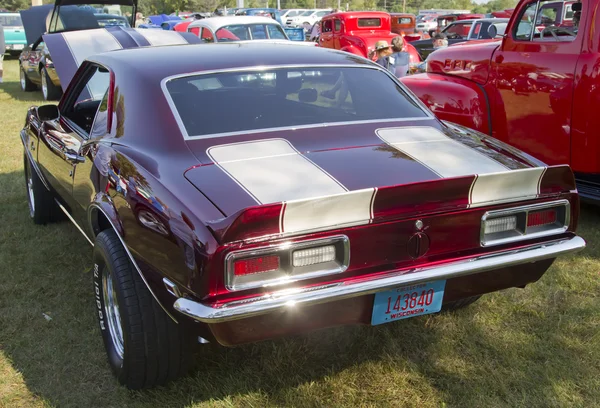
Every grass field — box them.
[1,57,599,408]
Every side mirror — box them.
[487,24,498,38]
[37,104,59,121]
[298,88,318,103]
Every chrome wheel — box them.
[102,267,124,359]
[41,71,48,100]
[26,163,35,217]
[20,68,26,91]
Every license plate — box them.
[14,44,24,50]
[371,280,446,325]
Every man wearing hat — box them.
[370,40,394,69]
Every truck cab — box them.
[318,11,421,63]
[400,0,600,200]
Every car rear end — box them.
[1,13,27,56]
[160,59,584,346]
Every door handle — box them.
[64,152,86,164]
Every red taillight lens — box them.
[234,256,280,276]
[527,209,557,227]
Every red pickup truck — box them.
[401,0,599,201]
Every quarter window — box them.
[200,28,214,42]
[334,19,341,31]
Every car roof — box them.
[448,18,509,24]
[91,42,371,81]
[188,15,280,30]
[324,11,389,19]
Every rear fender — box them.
[400,73,491,135]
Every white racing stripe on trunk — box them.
[376,126,509,177]
[134,29,189,46]
[469,167,546,207]
[282,188,377,234]
[61,29,122,66]
[208,139,347,204]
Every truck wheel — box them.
[40,67,61,101]
[20,66,36,92]
[24,153,60,224]
[442,295,481,311]
[92,229,192,389]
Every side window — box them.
[200,28,214,43]
[322,19,332,33]
[63,65,111,135]
[514,1,579,42]
[472,22,482,38]
[267,24,286,39]
[334,19,341,32]
[190,27,200,36]
[250,24,267,39]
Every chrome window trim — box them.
[480,199,570,247]
[224,235,350,291]
[159,63,436,141]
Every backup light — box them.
[292,245,336,267]
[484,215,517,234]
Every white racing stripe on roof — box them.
[134,29,189,46]
[376,126,509,177]
[61,29,122,66]
[469,167,546,207]
[208,139,347,205]
[282,188,377,234]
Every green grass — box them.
[1,57,599,408]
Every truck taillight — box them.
[481,200,569,247]
[225,236,349,291]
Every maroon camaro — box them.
[21,37,585,388]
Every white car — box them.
[286,9,332,28]
[416,14,438,31]
[280,9,306,20]
[187,16,314,45]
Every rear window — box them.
[165,67,427,138]
[398,17,412,24]
[357,18,381,27]
[0,14,22,27]
[215,24,286,41]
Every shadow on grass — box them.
[0,171,598,407]
[1,79,45,103]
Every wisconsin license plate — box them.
[371,280,446,325]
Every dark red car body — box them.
[318,11,421,63]
[21,41,584,353]
[401,0,599,201]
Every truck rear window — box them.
[165,67,428,138]
[357,18,381,27]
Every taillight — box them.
[225,236,349,291]
[481,200,569,246]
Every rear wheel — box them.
[442,295,481,311]
[24,153,60,224]
[40,67,61,101]
[93,229,192,389]
[20,66,36,92]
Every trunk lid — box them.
[183,120,573,242]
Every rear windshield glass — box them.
[357,18,381,27]
[0,14,22,27]
[165,67,427,138]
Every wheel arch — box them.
[88,199,179,323]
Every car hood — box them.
[42,27,202,90]
[184,119,547,218]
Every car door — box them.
[36,63,111,215]
[319,18,334,48]
[333,18,342,49]
[491,0,582,166]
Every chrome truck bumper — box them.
[174,236,586,324]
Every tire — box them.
[24,153,60,224]
[442,295,481,312]
[20,65,37,92]
[93,229,192,389]
[40,67,61,101]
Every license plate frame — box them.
[371,280,446,326]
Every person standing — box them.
[388,36,410,78]
[0,20,5,83]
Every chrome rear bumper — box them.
[173,236,585,324]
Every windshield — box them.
[215,24,287,41]
[301,10,315,16]
[47,4,133,32]
[287,10,302,17]
[165,67,427,138]
[0,14,22,27]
